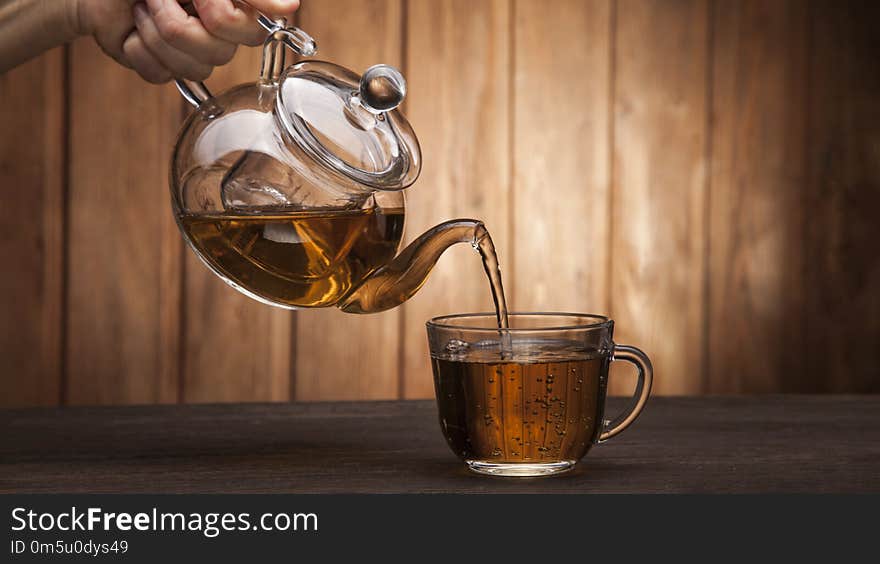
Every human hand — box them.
[76,0,300,83]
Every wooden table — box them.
[1,397,878,493]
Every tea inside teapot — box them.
[179,195,404,308]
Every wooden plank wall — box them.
[1,0,878,407]
[708,0,808,393]
[66,38,183,405]
[805,0,880,393]
[612,0,709,395]
[0,50,64,407]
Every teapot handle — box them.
[175,6,317,108]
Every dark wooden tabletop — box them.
[1,397,878,493]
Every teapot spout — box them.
[339,219,492,314]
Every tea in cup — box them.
[427,313,652,477]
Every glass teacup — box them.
[427,313,653,477]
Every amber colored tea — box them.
[432,343,609,466]
[179,207,404,308]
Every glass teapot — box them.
[171,15,490,314]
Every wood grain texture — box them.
[181,275,292,402]
[402,0,512,398]
[611,0,709,395]
[3,1,880,407]
[66,39,182,405]
[804,0,880,393]
[293,0,405,401]
[512,0,611,314]
[708,0,808,393]
[0,50,64,407]
[181,45,293,403]
[2,397,878,493]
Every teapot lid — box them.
[275,61,421,191]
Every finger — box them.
[191,0,267,46]
[133,3,217,81]
[88,2,140,68]
[239,0,301,16]
[122,32,173,84]
[143,0,238,65]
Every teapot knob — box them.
[359,65,406,113]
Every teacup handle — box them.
[598,344,653,442]
[176,4,317,107]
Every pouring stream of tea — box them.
[472,226,513,358]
